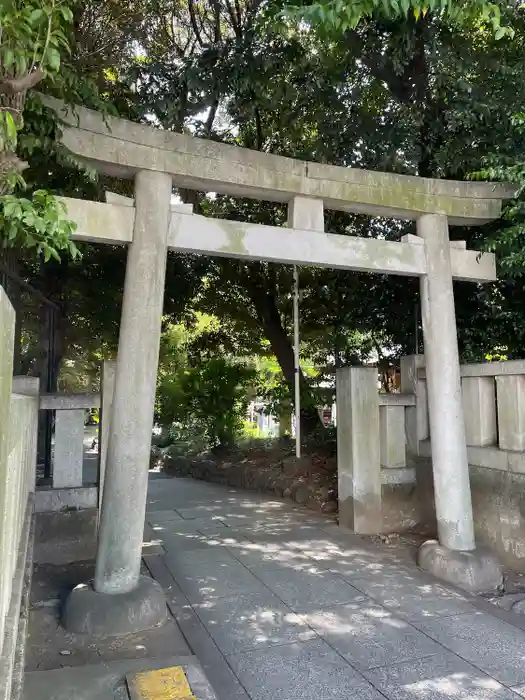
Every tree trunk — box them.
[246,270,320,436]
[34,259,70,389]
[0,79,36,194]
[278,399,293,437]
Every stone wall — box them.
[416,461,525,573]
[470,466,525,571]
[0,288,39,700]
[332,357,525,571]
[409,356,525,572]
[383,458,525,574]
[382,482,433,535]
[159,448,431,536]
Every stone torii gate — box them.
[54,102,514,635]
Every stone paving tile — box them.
[141,522,166,556]
[169,493,246,506]
[227,542,316,571]
[199,528,255,543]
[415,612,525,686]
[330,559,421,582]
[193,591,317,655]
[302,544,421,580]
[242,524,330,546]
[233,514,330,531]
[144,479,525,700]
[170,600,251,700]
[350,576,478,621]
[251,562,366,613]
[146,554,251,700]
[146,496,182,512]
[346,568,444,589]
[147,485,238,511]
[227,638,386,700]
[180,511,292,528]
[147,513,230,532]
[174,500,290,522]
[156,530,217,553]
[302,599,443,671]
[143,554,193,609]
[149,519,228,536]
[363,651,522,700]
[160,528,252,555]
[145,509,184,524]
[164,556,270,604]
[511,684,525,698]
[164,546,240,569]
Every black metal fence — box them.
[0,256,59,480]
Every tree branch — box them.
[224,0,242,38]
[245,0,263,31]
[187,0,204,47]
[344,27,422,104]
[234,0,243,31]
[0,69,45,95]
[210,0,222,43]
[205,92,220,136]
[255,106,264,150]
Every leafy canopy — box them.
[283,0,514,37]
[0,190,78,261]
[0,0,72,81]
[157,318,257,449]
[0,0,79,261]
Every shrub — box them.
[157,356,256,450]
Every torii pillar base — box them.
[418,541,502,594]
[62,576,166,637]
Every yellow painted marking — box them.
[127,666,196,700]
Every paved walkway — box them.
[143,475,525,700]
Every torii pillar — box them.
[416,214,501,592]
[62,170,171,635]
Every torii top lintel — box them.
[50,99,516,226]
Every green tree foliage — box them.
[471,113,525,277]
[99,0,525,415]
[0,190,78,260]
[7,0,525,440]
[0,1,81,259]
[466,111,525,358]
[281,0,513,37]
[157,320,256,450]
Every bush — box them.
[241,419,264,441]
[157,356,256,450]
[305,423,337,455]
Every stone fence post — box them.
[400,354,428,458]
[0,287,15,655]
[336,367,382,534]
